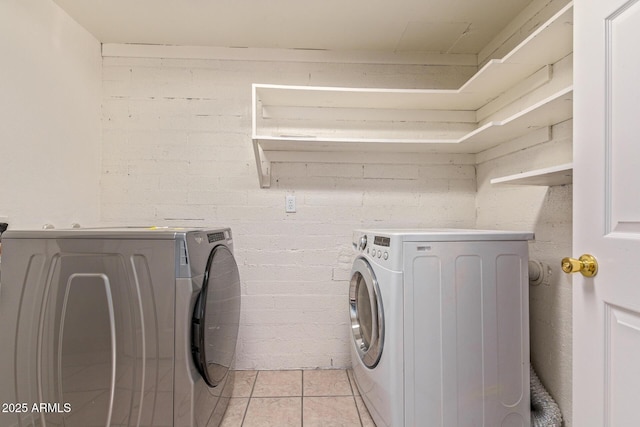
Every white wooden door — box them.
[574,0,640,425]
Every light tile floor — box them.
[221,369,376,427]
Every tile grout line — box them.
[347,370,365,427]
[240,370,259,426]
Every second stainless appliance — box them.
[0,227,241,427]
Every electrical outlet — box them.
[285,195,296,213]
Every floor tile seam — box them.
[250,394,304,398]
[351,394,365,427]
[243,395,358,401]
[248,371,258,397]
[304,395,356,399]
[239,399,249,427]
[247,394,354,399]
[346,369,357,395]
[302,393,354,397]
[345,373,367,426]
[240,371,259,426]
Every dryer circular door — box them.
[349,257,384,368]
[192,244,241,388]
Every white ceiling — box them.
[52,0,534,54]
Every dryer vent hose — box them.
[530,365,563,427]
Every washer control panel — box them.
[353,232,393,267]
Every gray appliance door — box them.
[192,244,241,388]
[349,257,384,368]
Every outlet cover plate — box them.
[285,195,296,213]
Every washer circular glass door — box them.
[350,257,384,368]
[192,244,241,388]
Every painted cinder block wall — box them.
[101,51,573,425]
[100,55,479,369]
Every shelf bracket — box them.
[252,139,271,188]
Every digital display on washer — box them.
[207,232,225,243]
[374,236,390,247]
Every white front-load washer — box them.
[0,227,241,427]
[349,229,534,427]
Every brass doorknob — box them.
[561,254,598,277]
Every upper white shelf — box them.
[251,2,574,187]
[254,3,573,112]
[255,86,573,153]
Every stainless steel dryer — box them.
[0,227,241,427]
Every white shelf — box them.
[255,87,572,152]
[251,3,574,187]
[490,163,573,186]
[254,3,573,112]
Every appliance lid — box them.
[2,226,231,240]
[355,228,534,242]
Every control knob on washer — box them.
[359,235,367,251]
